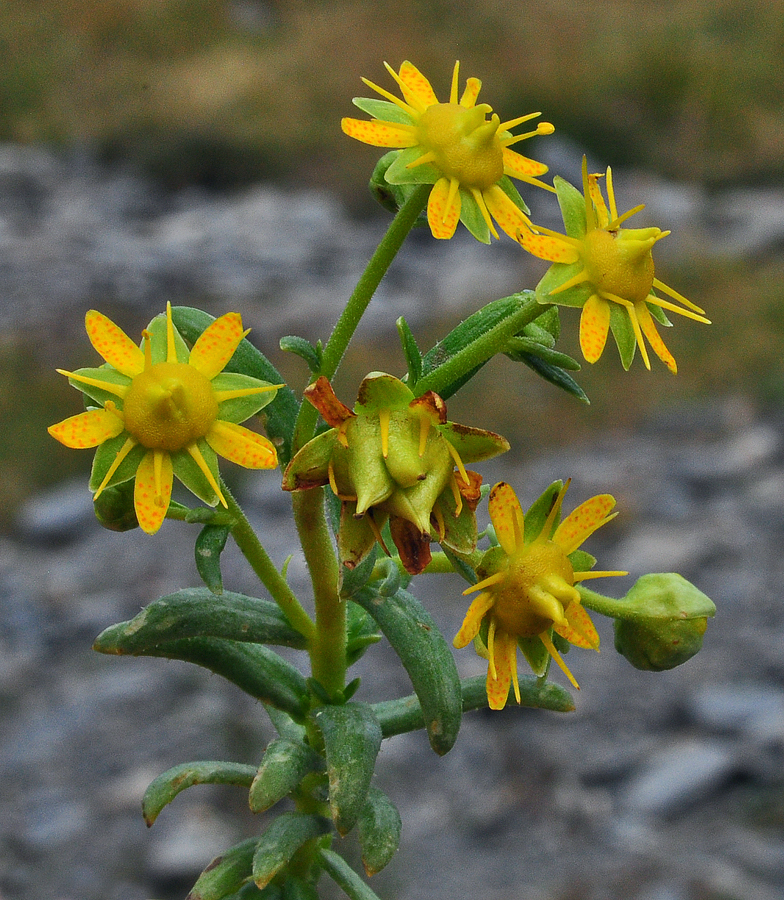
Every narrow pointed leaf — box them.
[252,813,331,889]
[249,738,325,813]
[195,524,231,594]
[352,588,461,755]
[143,760,256,827]
[396,316,422,384]
[186,836,258,900]
[310,702,382,836]
[318,849,385,900]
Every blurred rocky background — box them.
[1,1,783,898]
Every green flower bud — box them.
[614,614,709,671]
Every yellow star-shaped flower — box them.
[49,304,281,534]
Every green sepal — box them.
[249,738,326,813]
[93,635,309,720]
[92,479,139,531]
[352,587,462,755]
[144,310,191,363]
[318,848,385,900]
[196,524,231,594]
[384,146,439,186]
[89,433,144,493]
[186,836,258,900]
[67,366,130,409]
[442,422,510,464]
[252,813,332,890]
[351,96,413,125]
[522,480,563,542]
[517,634,551,677]
[357,786,402,876]
[172,306,300,467]
[458,187,491,244]
[171,439,221,506]
[553,175,587,240]
[396,316,422,385]
[647,297,671,327]
[569,549,597,573]
[280,335,323,374]
[354,372,414,415]
[310,702,383,836]
[418,292,539,399]
[369,152,431,224]
[609,302,637,370]
[92,588,308,652]
[436,483,478,557]
[212,372,280,424]
[496,174,532,216]
[142,760,256,827]
[282,430,336,491]
[338,503,386,574]
[535,260,589,310]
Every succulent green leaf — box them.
[172,306,299,467]
[186,836,258,900]
[93,635,309,720]
[252,813,331,889]
[249,738,325,813]
[279,335,323,374]
[318,849,385,900]
[352,588,462,755]
[310,702,383,836]
[93,588,308,652]
[345,600,382,666]
[142,760,256,827]
[357,786,402,876]
[195,524,231,594]
[396,316,422,385]
[282,876,319,900]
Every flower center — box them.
[492,542,577,637]
[123,362,219,451]
[416,103,504,189]
[583,228,656,304]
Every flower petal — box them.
[303,376,355,428]
[579,293,611,363]
[516,224,580,263]
[482,184,530,242]
[637,301,677,374]
[206,420,278,469]
[487,628,516,710]
[340,117,417,148]
[188,312,246,379]
[487,482,524,556]
[427,177,460,239]
[555,602,600,650]
[453,591,495,648]
[134,449,173,535]
[397,60,438,109]
[588,171,611,228]
[85,310,145,377]
[554,494,616,555]
[48,408,124,449]
[502,147,548,179]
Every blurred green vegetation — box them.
[2,0,783,192]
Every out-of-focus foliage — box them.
[2,0,783,190]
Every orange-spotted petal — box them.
[206,420,278,469]
[588,171,610,228]
[134,449,173,535]
[189,311,247,379]
[427,177,461,239]
[487,481,524,556]
[396,60,438,109]
[482,184,532,242]
[85,310,145,377]
[48,408,125,449]
[502,147,549,180]
[579,293,611,364]
[556,602,600,650]
[516,224,580,263]
[341,117,417,148]
[487,628,516,710]
[637,301,677,374]
[453,591,495,649]
[553,494,616,555]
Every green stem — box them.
[292,184,430,454]
[414,295,549,398]
[223,484,316,643]
[292,488,346,696]
[577,583,630,618]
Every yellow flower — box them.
[454,481,626,709]
[342,60,555,243]
[49,303,281,534]
[528,157,710,373]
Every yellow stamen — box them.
[573,570,629,581]
[213,383,284,403]
[471,188,499,240]
[652,278,707,315]
[379,408,390,458]
[449,473,463,517]
[498,111,543,132]
[56,369,129,399]
[645,294,711,324]
[539,630,580,690]
[187,443,227,507]
[608,203,646,230]
[362,73,418,116]
[463,571,505,596]
[449,60,460,104]
[165,301,177,364]
[365,512,391,556]
[418,414,430,457]
[93,436,138,500]
[445,440,469,486]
